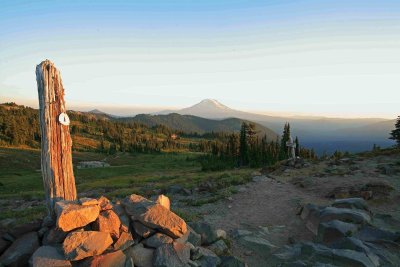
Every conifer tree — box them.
[295,136,300,157]
[279,123,291,160]
[239,122,249,166]
[389,116,400,147]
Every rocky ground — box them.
[172,150,400,266]
[0,150,399,266]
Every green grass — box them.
[0,147,257,225]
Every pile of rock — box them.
[274,198,400,266]
[0,194,245,267]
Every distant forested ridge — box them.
[0,103,318,170]
[0,103,278,155]
[0,102,203,153]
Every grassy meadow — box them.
[0,147,256,225]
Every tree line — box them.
[200,122,317,171]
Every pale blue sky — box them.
[1,0,400,118]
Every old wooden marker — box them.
[36,60,77,217]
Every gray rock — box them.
[30,246,72,267]
[232,229,252,238]
[238,236,277,255]
[62,231,113,261]
[125,256,135,267]
[42,227,69,245]
[123,194,154,218]
[190,222,218,245]
[143,233,173,249]
[9,220,42,239]
[319,207,371,225]
[191,247,221,267]
[119,214,131,233]
[114,232,135,251]
[332,198,369,212]
[354,225,400,242]
[125,243,154,267]
[0,238,10,255]
[153,242,191,267]
[176,227,202,247]
[252,176,267,182]
[300,204,322,235]
[273,244,302,261]
[299,242,378,267]
[220,256,248,267]
[216,229,227,240]
[317,220,359,244]
[134,221,156,238]
[330,237,380,266]
[208,239,229,256]
[81,250,126,267]
[0,232,40,267]
[331,248,377,267]
[166,185,184,194]
[363,240,400,266]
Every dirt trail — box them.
[187,153,400,266]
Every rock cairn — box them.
[0,194,246,267]
[274,198,400,266]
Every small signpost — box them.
[286,135,297,160]
[36,60,77,217]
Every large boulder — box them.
[153,242,191,267]
[190,222,219,245]
[0,232,40,266]
[55,201,100,232]
[317,220,359,244]
[143,233,173,249]
[319,207,371,225]
[82,250,126,267]
[30,246,71,267]
[125,243,154,267]
[62,231,113,261]
[92,209,121,239]
[140,204,187,239]
[123,194,187,238]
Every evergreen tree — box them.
[239,122,249,166]
[295,136,300,157]
[279,123,291,160]
[389,116,400,147]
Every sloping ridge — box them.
[119,113,278,140]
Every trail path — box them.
[186,153,400,266]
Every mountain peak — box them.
[89,109,106,114]
[195,99,231,110]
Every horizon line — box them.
[1,96,395,120]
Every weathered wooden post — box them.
[36,60,77,217]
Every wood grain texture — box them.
[36,60,77,217]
